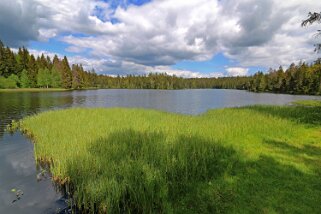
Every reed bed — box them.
[19,105,321,213]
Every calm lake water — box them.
[1,89,321,213]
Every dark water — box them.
[1,89,321,213]
[0,132,66,214]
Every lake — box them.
[1,89,320,213]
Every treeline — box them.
[103,61,321,95]
[0,40,98,89]
[96,74,250,90]
[0,40,252,90]
[249,60,321,95]
[1,40,321,95]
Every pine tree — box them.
[16,47,29,75]
[6,48,17,76]
[27,55,38,87]
[0,41,4,76]
[46,56,53,70]
[72,64,81,89]
[39,54,48,69]
[51,55,63,86]
[61,56,72,88]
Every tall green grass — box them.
[19,105,321,213]
[292,99,321,107]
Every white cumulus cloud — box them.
[226,67,249,77]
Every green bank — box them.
[15,103,321,213]
[0,88,72,92]
[292,99,321,107]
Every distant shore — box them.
[0,88,103,92]
[0,88,73,92]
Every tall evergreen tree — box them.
[72,64,81,89]
[0,41,4,76]
[37,53,49,69]
[27,55,38,87]
[16,47,29,75]
[61,56,72,88]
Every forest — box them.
[248,62,321,95]
[1,40,321,95]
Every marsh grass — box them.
[292,99,321,107]
[19,105,321,213]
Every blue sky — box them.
[30,37,266,76]
[173,54,266,75]
[0,0,320,77]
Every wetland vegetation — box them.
[13,102,321,213]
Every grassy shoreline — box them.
[292,99,321,107]
[0,88,73,92]
[16,104,321,213]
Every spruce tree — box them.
[61,56,72,88]
[27,55,38,87]
[72,64,81,89]
[16,47,29,75]
[0,41,4,76]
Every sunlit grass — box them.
[18,105,321,213]
[292,99,321,107]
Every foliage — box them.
[51,68,62,88]
[60,56,72,88]
[0,76,7,88]
[302,12,321,51]
[20,106,321,213]
[0,41,76,89]
[0,74,19,88]
[249,61,321,94]
[37,68,52,88]
[20,69,31,88]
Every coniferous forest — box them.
[1,40,321,95]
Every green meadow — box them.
[16,103,321,213]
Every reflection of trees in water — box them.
[0,92,75,137]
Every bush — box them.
[0,75,18,88]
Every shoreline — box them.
[0,87,321,97]
[0,88,73,92]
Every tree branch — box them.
[302,12,321,52]
[302,12,321,26]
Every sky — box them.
[0,0,320,77]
